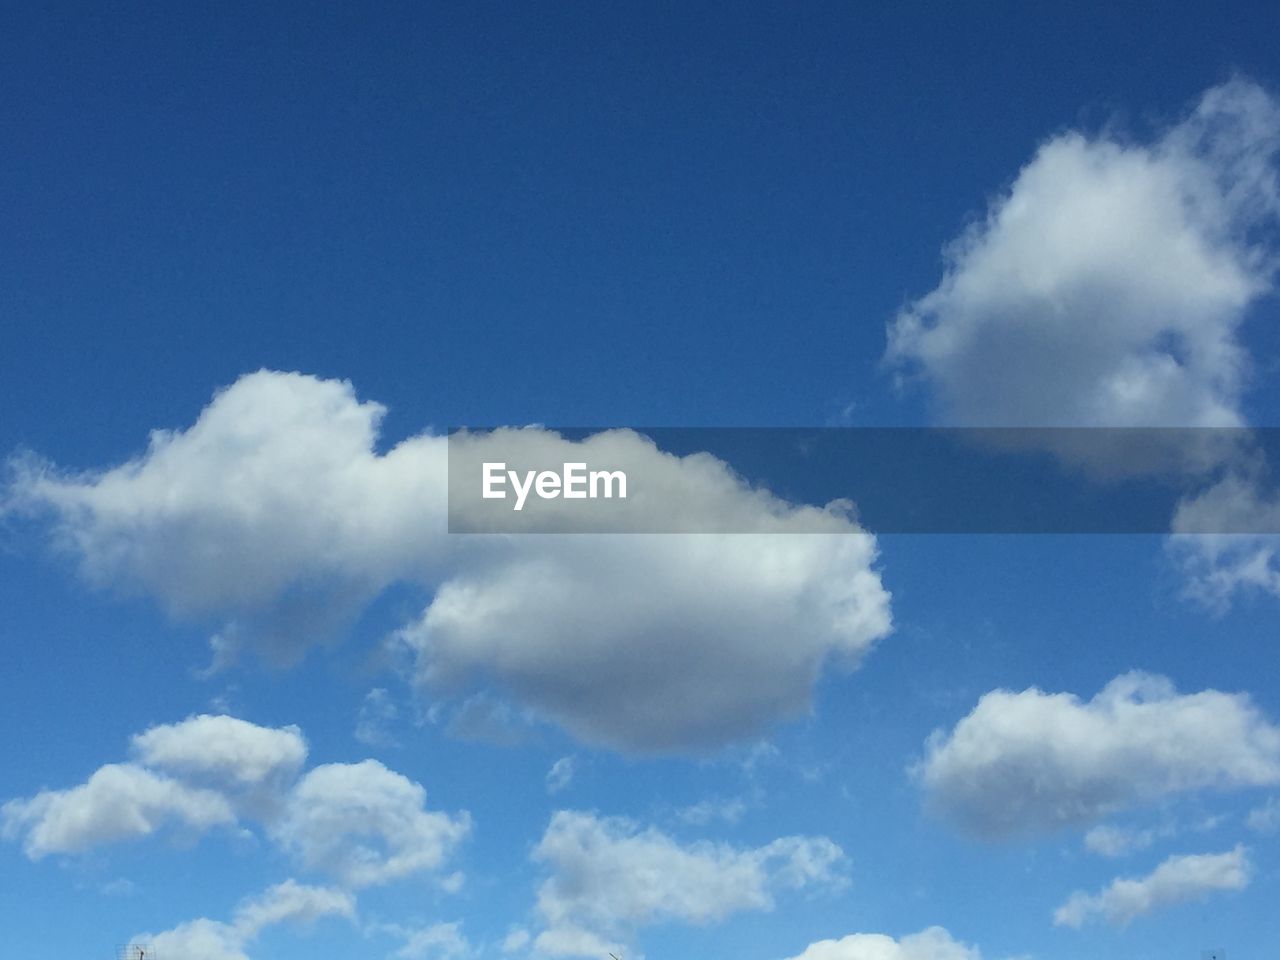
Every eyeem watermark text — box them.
[482,461,628,511]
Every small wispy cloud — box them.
[676,796,746,826]
[1246,796,1280,834]
[1054,846,1251,927]
[546,756,576,795]
[355,688,400,748]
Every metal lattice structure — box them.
[116,944,154,960]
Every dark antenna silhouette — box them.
[116,943,152,960]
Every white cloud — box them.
[878,77,1280,598]
[545,757,575,795]
[445,425,872,534]
[917,672,1280,837]
[1083,824,1156,858]
[8,370,893,753]
[3,716,468,895]
[136,879,354,960]
[530,810,845,957]
[444,695,535,746]
[1246,796,1280,834]
[3,715,322,860]
[532,924,626,960]
[271,759,470,888]
[501,928,532,953]
[1169,473,1280,608]
[400,530,889,752]
[1,763,235,858]
[676,796,747,826]
[140,918,248,960]
[1053,845,1251,927]
[886,79,1280,431]
[230,879,356,938]
[6,371,448,662]
[197,629,240,678]
[131,714,307,789]
[389,922,472,960]
[782,927,980,960]
[355,688,400,748]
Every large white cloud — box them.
[136,879,355,960]
[6,371,448,662]
[883,79,1280,599]
[400,530,888,751]
[781,927,980,960]
[886,79,1280,430]
[1053,846,1251,927]
[1,763,235,858]
[530,810,846,957]
[917,672,1280,838]
[7,370,892,752]
[271,759,471,889]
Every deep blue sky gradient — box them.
[6,1,1280,458]
[5,5,1280,960]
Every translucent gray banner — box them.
[446,427,1280,534]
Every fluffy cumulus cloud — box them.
[1,763,235,858]
[781,927,980,960]
[6,372,448,661]
[131,714,308,789]
[882,78,1280,599]
[136,879,355,960]
[271,760,471,888]
[1053,846,1251,927]
[6,370,892,752]
[400,530,888,752]
[886,79,1280,430]
[1,715,314,860]
[917,672,1280,838]
[529,810,846,957]
[3,717,469,893]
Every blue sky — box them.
[5,4,1280,960]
